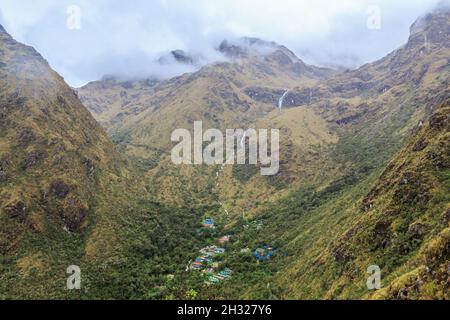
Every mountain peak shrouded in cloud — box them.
[408,3,450,48]
[0,7,6,33]
[158,49,205,66]
[0,0,445,86]
[436,0,450,10]
[170,50,197,65]
[0,8,7,34]
[411,1,450,34]
[218,37,285,59]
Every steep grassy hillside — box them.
[263,99,449,300]
[0,25,174,299]
[0,24,129,298]
[190,99,448,300]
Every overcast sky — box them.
[0,0,444,87]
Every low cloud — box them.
[0,0,445,87]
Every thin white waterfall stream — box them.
[278,90,289,111]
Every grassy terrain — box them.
[1,10,449,300]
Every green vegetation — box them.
[1,10,449,300]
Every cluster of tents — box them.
[254,244,277,261]
[190,244,225,270]
[190,255,214,271]
[191,218,234,284]
[206,268,233,285]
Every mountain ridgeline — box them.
[1,8,449,300]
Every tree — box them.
[186,289,198,300]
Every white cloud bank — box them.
[0,0,445,87]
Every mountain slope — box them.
[76,9,449,300]
[262,99,449,300]
[1,7,449,300]
[0,25,149,298]
[187,98,448,300]
[78,9,450,214]
[77,37,340,209]
[79,37,334,129]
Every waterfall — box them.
[278,90,289,111]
